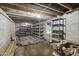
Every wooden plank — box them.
[3,41,16,56]
[0,39,11,56]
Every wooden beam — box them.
[35,3,64,14]
[6,11,52,20]
[65,7,79,14]
[12,4,58,16]
[42,3,52,11]
[58,3,73,10]
[0,3,57,17]
[6,12,38,18]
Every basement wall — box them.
[63,10,79,45]
[0,8,15,49]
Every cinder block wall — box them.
[63,10,79,44]
[0,8,15,49]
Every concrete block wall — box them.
[63,10,79,44]
[0,8,15,49]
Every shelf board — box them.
[52,35,65,39]
[52,18,64,21]
[40,30,43,31]
[34,30,39,31]
[52,33,63,35]
[52,38,60,41]
[52,24,65,27]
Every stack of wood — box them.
[0,39,11,56]
[3,41,16,56]
[0,40,16,56]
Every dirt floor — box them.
[14,41,53,56]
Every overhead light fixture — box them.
[25,23,30,26]
[36,14,41,18]
[21,23,32,26]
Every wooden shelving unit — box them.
[52,18,66,40]
[32,23,44,39]
[16,26,32,36]
[32,18,66,41]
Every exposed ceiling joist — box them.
[12,3,58,16]
[6,12,36,18]
[58,3,73,10]
[65,7,79,14]
[42,3,52,11]
[35,3,64,14]
[0,3,57,17]
[8,14,38,23]
[6,11,52,21]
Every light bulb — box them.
[37,15,41,18]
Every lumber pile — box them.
[0,39,11,56]
[0,40,16,56]
[3,41,16,56]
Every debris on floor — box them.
[51,41,79,56]
[16,36,44,45]
[15,36,79,56]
